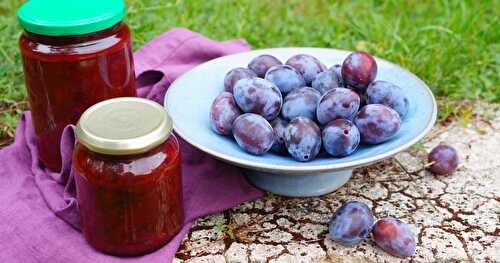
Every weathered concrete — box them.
[176,104,500,263]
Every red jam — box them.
[73,135,183,256]
[19,23,136,171]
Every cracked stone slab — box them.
[176,103,500,263]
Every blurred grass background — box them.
[0,0,498,144]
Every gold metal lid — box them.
[76,97,173,155]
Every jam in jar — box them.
[18,0,136,171]
[73,98,183,256]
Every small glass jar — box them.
[17,0,136,171]
[73,98,183,256]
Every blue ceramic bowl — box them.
[165,48,437,197]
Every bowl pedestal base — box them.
[245,169,352,197]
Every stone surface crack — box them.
[176,105,500,262]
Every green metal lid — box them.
[17,0,126,36]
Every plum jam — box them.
[73,98,183,256]
[18,0,136,171]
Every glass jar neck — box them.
[23,22,124,46]
[80,135,179,161]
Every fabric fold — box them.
[0,28,262,263]
[134,28,250,104]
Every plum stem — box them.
[423,161,436,168]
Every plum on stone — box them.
[329,201,374,245]
[428,144,459,175]
[372,218,416,258]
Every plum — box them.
[372,218,416,258]
[354,104,401,144]
[281,87,321,121]
[330,64,343,87]
[233,113,275,155]
[270,117,288,154]
[312,69,342,95]
[366,81,409,118]
[223,67,257,93]
[286,54,327,85]
[322,119,360,157]
[316,88,361,125]
[248,54,282,78]
[233,77,283,121]
[210,92,241,135]
[329,201,374,245]
[428,144,459,175]
[265,65,305,94]
[342,51,377,92]
[284,117,322,162]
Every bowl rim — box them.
[165,47,437,173]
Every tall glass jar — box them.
[17,0,136,171]
[73,98,184,256]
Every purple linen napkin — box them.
[0,28,263,263]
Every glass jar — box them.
[18,0,136,171]
[73,98,183,256]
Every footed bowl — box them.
[165,48,437,197]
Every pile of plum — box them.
[210,51,409,161]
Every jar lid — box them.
[76,97,173,155]
[17,0,125,36]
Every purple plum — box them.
[223,67,257,93]
[322,119,360,157]
[281,87,321,121]
[342,51,377,92]
[210,92,241,135]
[286,54,327,85]
[366,80,409,118]
[372,218,416,258]
[354,104,401,144]
[270,117,288,154]
[312,69,342,95]
[233,77,283,121]
[265,65,306,94]
[428,144,459,175]
[232,113,275,155]
[316,88,361,125]
[284,117,322,162]
[248,54,282,78]
[329,201,375,245]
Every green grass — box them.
[0,0,498,141]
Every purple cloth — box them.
[0,28,263,262]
